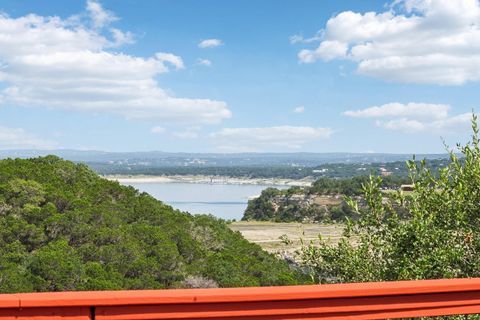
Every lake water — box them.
[123,182,286,220]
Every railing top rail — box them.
[2,278,480,309]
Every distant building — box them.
[400,184,414,192]
[379,167,392,176]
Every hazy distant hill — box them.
[0,149,449,167]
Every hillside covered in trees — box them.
[243,176,410,223]
[0,156,306,293]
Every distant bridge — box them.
[1,278,480,319]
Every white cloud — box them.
[293,106,305,113]
[344,102,471,133]
[110,28,134,46]
[343,102,449,120]
[0,126,58,149]
[376,118,426,132]
[198,39,223,48]
[210,126,333,151]
[296,0,480,85]
[289,33,322,44]
[377,113,471,132]
[289,35,304,44]
[197,58,212,66]
[156,52,185,70]
[0,2,231,125]
[150,126,166,134]
[86,0,117,29]
[300,40,348,62]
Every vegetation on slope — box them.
[243,176,409,223]
[0,156,306,293]
[298,116,480,284]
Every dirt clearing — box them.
[229,221,344,254]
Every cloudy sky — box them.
[0,0,479,153]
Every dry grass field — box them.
[229,221,344,254]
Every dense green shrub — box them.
[298,115,480,284]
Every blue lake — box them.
[123,182,286,220]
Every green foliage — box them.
[28,240,85,291]
[309,175,410,196]
[310,176,370,196]
[242,188,280,221]
[0,156,306,292]
[298,115,480,284]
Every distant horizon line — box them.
[0,149,451,156]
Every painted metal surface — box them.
[1,278,480,319]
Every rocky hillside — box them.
[242,176,408,223]
[242,187,354,223]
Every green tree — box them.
[5,179,45,207]
[298,114,480,284]
[28,240,85,291]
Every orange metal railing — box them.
[2,278,480,319]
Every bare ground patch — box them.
[229,221,344,255]
[312,195,343,206]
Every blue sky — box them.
[0,0,479,153]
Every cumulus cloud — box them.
[0,126,58,149]
[198,39,223,48]
[197,58,212,66]
[0,1,231,124]
[293,106,306,113]
[296,0,480,85]
[156,52,185,70]
[210,126,332,152]
[344,102,471,133]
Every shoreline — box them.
[104,174,313,187]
